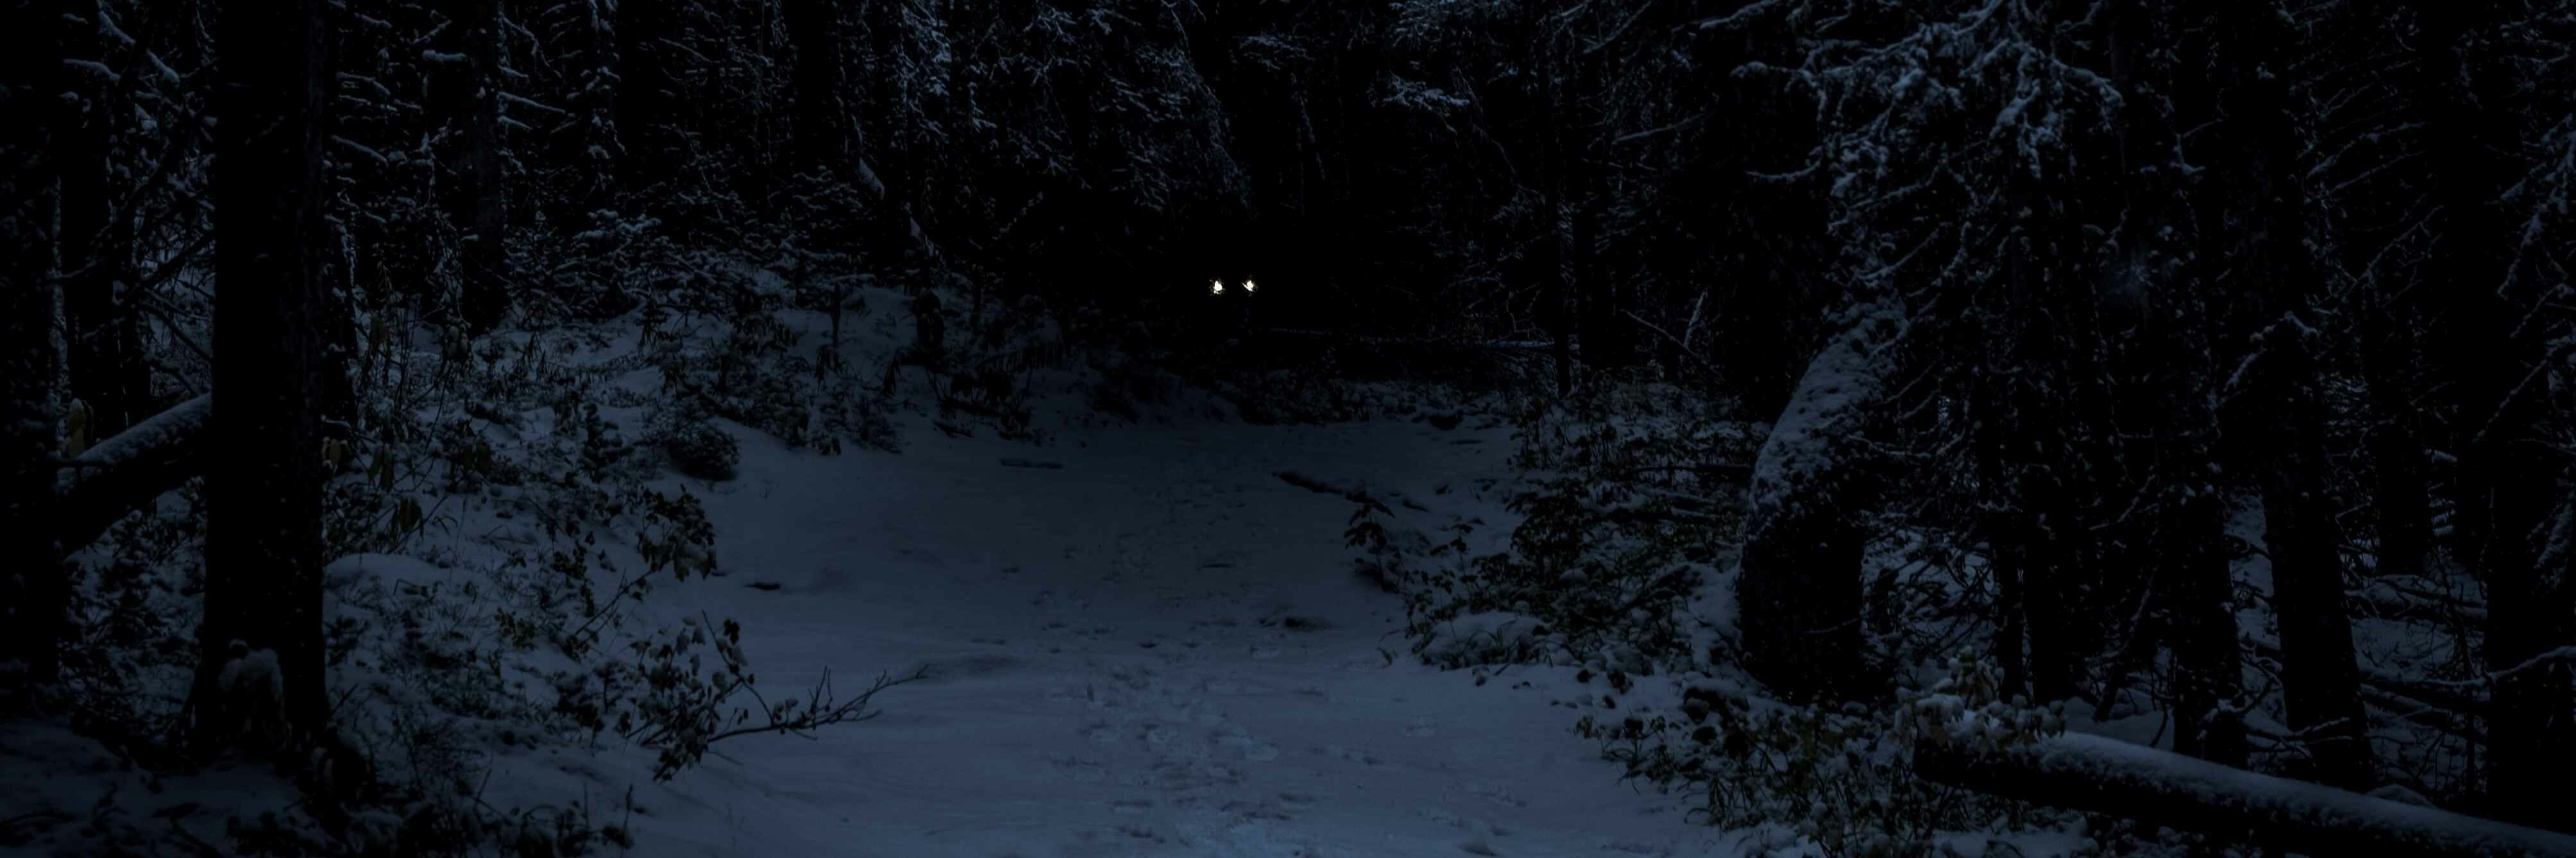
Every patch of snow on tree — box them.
[1744,302,1893,531]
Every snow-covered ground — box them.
[587,412,1726,856]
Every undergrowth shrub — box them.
[1355,376,2087,857]
[1579,653,2069,857]
[648,408,742,482]
[1370,376,1754,675]
[634,241,902,455]
[53,239,919,854]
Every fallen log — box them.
[47,393,213,562]
[1914,732,2576,857]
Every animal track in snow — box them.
[1319,744,1384,766]
[1044,752,1110,784]
[1462,779,1527,809]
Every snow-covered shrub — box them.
[650,412,741,482]
[640,259,902,455]
[1087,353,1179,422]
[59,479,207,739]
[1582,653,2067,858]
[508,208,692,323]
[38,282,929,854]
[1383,382,1751,672]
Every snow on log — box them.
[47,394,212,560]
[1915,732,2576,857]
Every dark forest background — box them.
[3,0,2570,854]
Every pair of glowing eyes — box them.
[1210,280,1258,295]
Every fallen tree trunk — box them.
[47,393,212,564]
[1915,733,2576,857]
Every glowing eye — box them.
[1210,280,1224,295]
[1242,280,1257,294]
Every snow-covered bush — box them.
[1381,380,1750,672]
[650,412,741,482]
[1582,653,2068,858]
[42,277,920,853]
[638,257,901,455]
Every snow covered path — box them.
[620,417,1724,857]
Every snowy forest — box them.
[3,0,2573,855]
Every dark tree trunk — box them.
[195,0,334,752]
[786,0,847,180]
[1736,303,1890,703]
[1971,352,2029,696]
[56,0,142,439]
[2105,0,2245,766]
[2459,267,2576,833]
[2366,407,2431,580]
[2164,487,2247,766]
[1541,53,1572,396]
[1573,191,1623,373]
[2201,0,2372,792]
[459,0,509,333]
[1987,154,2086,707]
[1546,199,1570,396]
[1,0,65,709]
[614,0,677,197]
[2415,4,2576,829]
[2022,536,2087,705]
[2361,305,2430,580]
[863,0,927,278]
[2253,351,2374,790]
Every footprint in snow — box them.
[1044,752,1110,784]
[1215,729,1282,762]
[1404,718,1437,737]
[907,653,1023,684]
[1463,779,1527,809]
[1320,744,1383,766]
[1218,798,1294,822]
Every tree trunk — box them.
[2165,486,2247,766]
[2107,0,2246,760]
[2254,356,2374,790]
[2361,303,2431,579]
[56,0,142,439]
[1988,160,2085,707]
[196,0,333,752]
[1,0,65,709]
[2464,298,2575,832]
[786,0,847,180]
[2367,410,2432,580]
[459,0,509,333]
[1735,301,1893,703]
[2415,4,2575,828]
[614,0,677,198]
[2213,0,2371,791]
[863,0,929,280]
